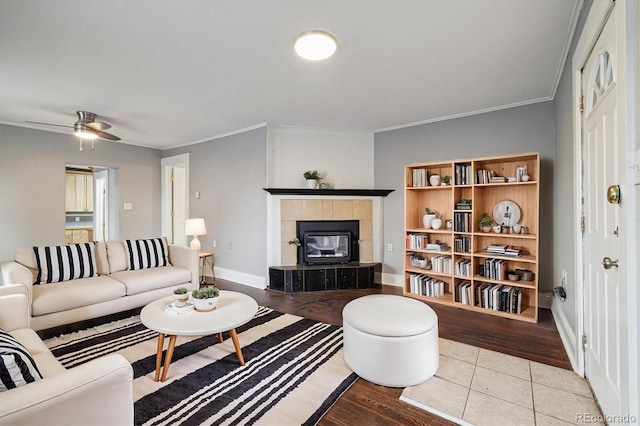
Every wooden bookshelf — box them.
[403,153,540,323]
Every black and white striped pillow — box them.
[33,242,97,284]
[124,238,170,270]
[0,329,43,391]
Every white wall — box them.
[269,126,374,189]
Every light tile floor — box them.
[401,338,604,426]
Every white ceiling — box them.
[0,0,581,149]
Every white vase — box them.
[423,214,436,229]
[431,218,442,230]
[173,293,189,307]
[305,179,318,189]
[193,297,218,312]
[429,175,441,187]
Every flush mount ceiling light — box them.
[294,30,337,61]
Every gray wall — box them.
[0,124,162,272]
[162,127,268,279]
[374,102,556,290]
[552,0,592,337]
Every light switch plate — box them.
[123,202,132,210]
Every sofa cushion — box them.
[105,241,128,273]
[9,329,66,377]
[31,276,126,316]
[0,329,42,391]
[33,243,97,284]
[124,238,170,270]
[109,266,190,296]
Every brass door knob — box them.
[602,257,619,270]
[607,185,621,204]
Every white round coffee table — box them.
[140,290,258,382]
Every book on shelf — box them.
[412,168,427,187]
[407,233,430,250]
[474,282,523,314]
[408,273,445,298]
[454,236,471,253]
[165,302,195,315]
[484,244,523,257]
[455,280,472,305]
[426,241,450,251]
[455,164,472,185]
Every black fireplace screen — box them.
[296,220,359,265]
[304,231,350,264]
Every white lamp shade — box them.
[185,218,207,236]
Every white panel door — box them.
[582,6,627,420]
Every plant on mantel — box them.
[303,170,321,180]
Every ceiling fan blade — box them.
[86,121,111,131]
[96,130,121,141]
[25,121,73,128]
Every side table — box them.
[199,252,215,285]
[198,252,216,285]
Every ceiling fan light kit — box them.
[294,30,337,61]
[26,110,121,149]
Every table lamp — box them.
[185,218,206,251]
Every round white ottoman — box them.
[342,294,439,387]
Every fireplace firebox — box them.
[296,220,359,265]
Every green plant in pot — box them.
[303,170,321,189]
[442,175,451,185]
[191,286,220,312]
[479,212,494,232]
[173,287,189,307]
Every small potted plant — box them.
[423,207,437,229]
[441,175,451,186]
[479,212,494,232]
[173,287,189,307]
[191,286,220,312]
[456,198,472,210]
[303,170,321,189]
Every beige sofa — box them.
[0,240,199,331]
[0,290,134,425]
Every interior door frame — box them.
[571,0,638,417]
[161,153,190,244]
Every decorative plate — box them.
[493,200,521,227]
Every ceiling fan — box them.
[27,111,121,141]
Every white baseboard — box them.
[213,267,266,290]
[381,272,404,287]
[551,299,582,374]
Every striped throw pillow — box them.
[33,242,97,284]
[124,238,170,270]
[0,329,43,391]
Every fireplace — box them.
[296,220,359,265]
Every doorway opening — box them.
[65,164,118,243]
[161,154,189,245]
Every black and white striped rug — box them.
[45,307,357,425]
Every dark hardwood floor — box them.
[214,279,571,426]
[40,279,571,425]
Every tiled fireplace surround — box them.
[280,198,374,264]
[266,196,384,271]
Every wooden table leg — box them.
[229,328,245,366]
[217,332,224,343]
[154,333,165,382]
[160,335,177,382]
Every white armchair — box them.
[0,287,134,425]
